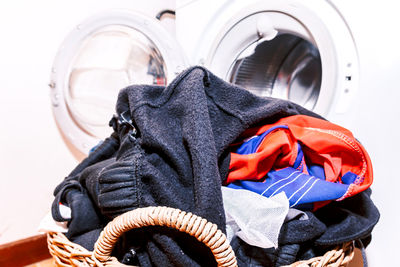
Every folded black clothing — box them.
[314,188,380,247]
[52,66,324,266]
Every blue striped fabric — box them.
[227,126,352,210]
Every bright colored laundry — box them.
[227,115,373,210]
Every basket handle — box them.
[92,206,237,267]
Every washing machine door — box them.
[205,1,358,117]
[50,10,187,159]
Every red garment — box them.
[227,115,373,199]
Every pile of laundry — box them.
[50,67,379,266]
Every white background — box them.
[0,1,399,266]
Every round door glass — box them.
[229,34,321,110]
[66,25,167,139]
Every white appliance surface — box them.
[332,1,400,266]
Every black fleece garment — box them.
[52,66,327,266]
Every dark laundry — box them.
[51,66,379,266]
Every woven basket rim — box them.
[47,206,355,267]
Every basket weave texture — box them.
[47,206,354,267]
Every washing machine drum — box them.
[229,34,322,110]
[205,7,359,120]
[50,11,187,157]
[67,25,168,138]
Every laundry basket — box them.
[47,206,355,267]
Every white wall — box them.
[0,0,175,244]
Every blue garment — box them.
[227,126,358,210]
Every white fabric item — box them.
[285,208,308,222]
[59,203,72,219]
[37,204,71,233]
[222,187,289,249]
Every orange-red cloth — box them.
[227,115,373,200]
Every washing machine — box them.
[49,0,187,159]
[176,0,359,127]
[51,0,358,158]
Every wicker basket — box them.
[47,206,355,267]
